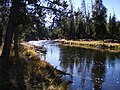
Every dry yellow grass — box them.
[19,43,67,90]
[64,40,120,47]
[0,48,1,53]
[57,39,120,53]
[0,46,2,55]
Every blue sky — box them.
[73,0,120,21]
[104,0,120,21]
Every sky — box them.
[73,0,120,21]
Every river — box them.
[29,40,120,90]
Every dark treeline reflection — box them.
[59,46,120,90]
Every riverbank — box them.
[19,43,73,89]
[0,49,1,55]
[55,39,120,53]
[0,43,70,90]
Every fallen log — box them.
[53,67,73,79]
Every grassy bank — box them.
[0,49,1,55]
[55,39,120,53]
[0,43,68,90]
[0,46,2,55]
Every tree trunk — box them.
[0,24,2,47]
[14,25,19,59]
[0,30,2,47]
[1,0,20,61]
[70,14,75,40]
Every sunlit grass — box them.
[0,46,2,55]
[0,49,2,55]
[57,39,120,53]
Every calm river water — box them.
[39,41,120,90]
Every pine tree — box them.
[69,0,75,39]
[75,8,86,39]
[117,21,120,39]
[92,0,107,39]
[81,0,86,17]
[111,14,117,38]
[108,14,112,37]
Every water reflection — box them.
[59,46,95,90]
[45,44,120,90]
[91,51,106,90]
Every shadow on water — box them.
[44,44,120,90]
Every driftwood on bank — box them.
[22,42,47,54]
[53,66,73,78]
[34,45,47,54]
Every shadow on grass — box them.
[0,56,27,90]
[0,55,67,90]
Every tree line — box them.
[0,0,120,61]
[50,0,120,40]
